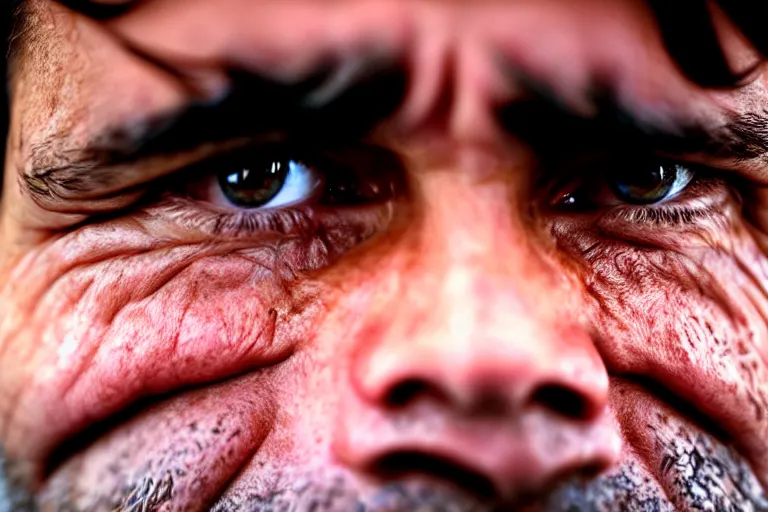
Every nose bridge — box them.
[384,243,605,415]
[433,245,553,374]
[418,167,566,348]
[353,167,608,417]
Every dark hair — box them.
[0,3,11,172]
[0,0,765,176]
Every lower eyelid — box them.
[142,196,318,238]
[545,178,729,237]
[140,196,396,241]
[597,179,731,230]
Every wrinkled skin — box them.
[3,0,768,510]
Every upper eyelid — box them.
[25,131,391,204]
[24,136,281,205]
[547,153,712,208]
[25,110,766,205]
[23,57,408,200]
[26,137,399,222]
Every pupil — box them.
[611,162,676,205]
[218,158,290,207]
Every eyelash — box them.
[138,140,405,239]
[604,180,724,227]
[145,142,730,243]
[154,196,319,238]
[148,183,398,241]
[548,159,730,228]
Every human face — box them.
[2,0,768,510]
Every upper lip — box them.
[340,416,618,504]
[370,449,500,501]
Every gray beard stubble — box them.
[0,448,34,512]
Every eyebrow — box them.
[24,57,408,199]
[20,6,768,202]
[497,76,768,168]
[7,0,32,70]
[26,70,768,203]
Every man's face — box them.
[2,0,768,510]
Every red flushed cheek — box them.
[39,373,278,512]
[0,236,325,468]
[611,379,768,509]
[557,224,768,488]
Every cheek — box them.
[611,380,768,509]
[0,227,328,465]
[556,220,768,485]
[39,373,278,511]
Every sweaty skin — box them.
[2,0,768,510]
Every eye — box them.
[218,157,321,209]
[555,157,696,210]
[608,160,694,205]
[181,143,403,213]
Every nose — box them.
[344,275,618,501]
[361,318,608,423]
[336,173,621,502]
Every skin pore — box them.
[2,0,768,510]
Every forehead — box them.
[8,0,659,69]
[6,0,760,101]
[9,0,752,115]
[5,0,680,115]
[5,0,762,181]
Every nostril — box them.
[386,379,436,407]
[529,384,589,420]
[371,451,498,500]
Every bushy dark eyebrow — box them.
[19,0,768,202]
[29,75,768,204]
[510,111,768,169]
[496,72,768,167]
[23,59,408,199]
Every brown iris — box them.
[609,161,679,205]
[218,157,291,208]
